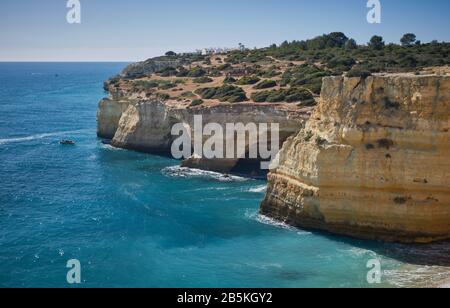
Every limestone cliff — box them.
[97,96,310,173]
[261,74,450,243]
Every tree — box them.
[326,32,349,48]
[368,35,385,50]
[400,33,417,46]
[345,39,358,50]
[165,51,177,56]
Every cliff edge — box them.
[261,74,450,243]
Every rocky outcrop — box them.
[261,74,450,243]
[98,97,310,172]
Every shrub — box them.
[236,76,261,85]
[133,80,159,90]
[254,80,277,89]
[159,82,177,90]
[157,67,178,77]
[346,68,372,78]
[251,87,313,103]
[187,67,207,77]
[266,92,285,102]
[223,76,236,83]
[217,64,231,71]
[193,77,213,84]
[180,91,196,98]
[190,99,204,107]
[156,93,170,101]
[195,85,247,103]
[285,88,313,103]
[251,91,270,102]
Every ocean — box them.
[0,62,448,288]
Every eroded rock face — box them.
[97,98,310,172]
[261,75,450,243]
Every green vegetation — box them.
[304,131,313,142]
[281,64,329,94]
[180,91,196,98]
[253,80,277,89]
[193,76,214,84]
[223,76,237,83]
[132,79,183,91]
[217,63,231,71]
[155,93,170,101]
[187,67,207,78]
[400,33,417,46]
[157,67,178,77]
[236,76,261,85]
[346,68,372,78]
[368,35,385,50]
[251,87,313,103]
[190,99,204,107]
[195,85,247,103]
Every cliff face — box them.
[261,74,450,243]
[97,97,310,172]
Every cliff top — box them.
[104,32,450,108]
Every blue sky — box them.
[0,0,449,61]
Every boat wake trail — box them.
[0,129,89,145]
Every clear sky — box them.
[1,0,449,62]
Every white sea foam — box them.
[247,185,267,193]
[248,212,312,235]
[101,144,125,151]
[0,129,88,145]
[383,265,450,288]
[161,166,248,182]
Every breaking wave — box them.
[161,166,248,182]
[247,185,267,193]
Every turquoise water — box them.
[0,63,448,288]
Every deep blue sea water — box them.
[0,63,449,288]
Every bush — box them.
[217,64,231,71]
[156,93,170,101]
[236,76,261,85]
[346,68,372,78]
[285,88,313,103]
[251,87,313,103]
[195,85,247,103]
[157,67,178,77]
[266,92,286,102]
[193,77,213,84]
[254,80,277,89]
[159,82,177,90]
[223,76,237,83]
[187,67,207,77]
[190,99,204,107]
[180,91,196,98]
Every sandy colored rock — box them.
[261,74,450,243]
[98,98,310,172]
